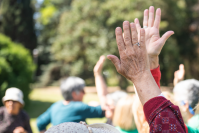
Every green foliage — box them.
[36,0,72,80]
[0,34,35,107]
[0,0,37,51]
[38,0,198,88]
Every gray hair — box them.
[60,77,85,101]
[106,91,128,106]
[173,79,199,108]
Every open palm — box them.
[134,6,174,57]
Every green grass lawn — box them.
[26,88,106,133]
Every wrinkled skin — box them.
[107,21,149,82]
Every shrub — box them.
[0,34,35,107]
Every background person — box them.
[173,63,199,131]
[0,88,32,133]
[113,95,138,133]
[36,76,106,133]
[173,79,199,129]
[93,55,128,126]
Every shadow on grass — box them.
[25,100,54,118]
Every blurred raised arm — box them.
[173,64,185,86]
[93,56,108,110]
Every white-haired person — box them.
[173,79,199,132]
[173,64,199,132]
[0,88,32,133]
[113,95,138,133]
[37,76,108,133]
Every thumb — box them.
[161,31,174,45]
[107,55,121,72]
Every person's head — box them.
[132,95,149,133]
[113,95,136,131]
[173,79,199,116]
[46,122,120,133]
[2,87,24,115]
[60,77,85,101]
[105,91,127,119]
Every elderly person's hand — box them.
[13,127,27,133]
[108,21,161,104]
[107,21,149,81]
[135,6,174,69]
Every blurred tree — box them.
[161,0,199,85]
[35,0,72,78]
[39,0,198,88]
[0,34,35,107]
[0,0,37,52]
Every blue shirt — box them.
[36,101,104,131]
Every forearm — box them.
[173,78,179,86]
[173,78,183,86]
[94,74,108,110]
[131,70,161,105]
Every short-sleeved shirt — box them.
[36,101,105,131]
[115,127,138,133]
[0,106,32,133]
[187,114,199,129]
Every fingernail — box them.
[116,27,121,32]
[150,6,154,9]
[134,18,138,23]
[124,21,129,25]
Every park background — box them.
[0,0,198,132]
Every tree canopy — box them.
[0,0,37,52]
[0,34,35,106]
[37,0,198,88]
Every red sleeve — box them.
[143,97,186,133]
[150,65,161,88]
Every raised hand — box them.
[93,55,106,76]
[173,64,185,86]
[94,55,108,110]
[107,21,149,82]
[134,6,174,69]
[107,21,161,105]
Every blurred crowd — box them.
[0,6,199,133]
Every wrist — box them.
[131,70,161,105]
[148,55,159,69]
[130,70,151,83]
[94,72,101,76]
